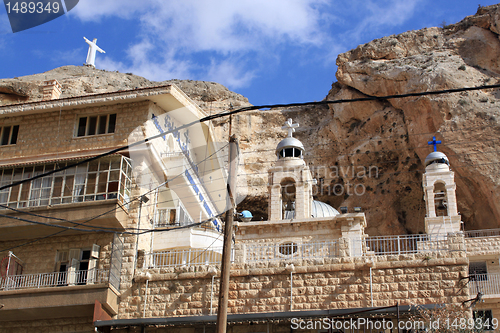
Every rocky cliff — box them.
[226,3,500,235]
[2,4,500,235]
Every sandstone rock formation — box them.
[2,4,500,235]
[233,4,500,235]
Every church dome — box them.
[311,200,339,218]
[276,137,305,158]
[424,151,449,167]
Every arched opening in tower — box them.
[433,182,448,217]
[281,178,296,219]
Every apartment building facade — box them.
[0,80,227,332]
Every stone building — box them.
[0,80,227,332]
[94,120,478,332]
[0,80,499,333]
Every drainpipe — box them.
[208,266,218,315]
[134,195,149,277]
[5,252,11,291]
[366,258,374,307]
[285,264,295,311]
[143,272,151,318]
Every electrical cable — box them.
[2,82,500,193]
[2,83,500,251]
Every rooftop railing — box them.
[145,247,226,268]
[353,233,453,256]
[245,241,340,262]
[0,269,109,291]
[464,229,500,238]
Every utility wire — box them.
[2,83,500,193]
[2,83,500,250]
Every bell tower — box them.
[423,137,461,234]
[268,119,314,220]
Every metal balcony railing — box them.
[245,241,340,262]
[465,229,500,238]
[145,247,226,268]
[469,273,500,296]
[0,269,109,291]
[353,234,451,256]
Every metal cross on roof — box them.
[428,136,442,152]
[282,118,299,138]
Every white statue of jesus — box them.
[84,37,106,67]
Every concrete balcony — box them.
[0,199,130,241]
[0,269,119,321]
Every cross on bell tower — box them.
[282,118,299,138]
[428,136,442,152]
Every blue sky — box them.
[0,1,498,105]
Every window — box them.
[469,261,488,281]
[0,125,19,146]
[55,245,100,286]
[76,114,116,137]
[473,310,494,331]
[0,155,132,209]
[154,203,193,228]
[279,242,298,256]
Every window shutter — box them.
[68,258,80,285]
[69,249,80,261]
[91,244,100,259]
[57,250,69,263]
[88,258,98,284]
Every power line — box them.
[2,83,500,250]
[0,143,230,252]
[2,83,500,193]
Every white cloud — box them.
[207,58,257,88]
[344,0,422,41]
[70,0,421,89]
[70,0,331,88]
[71,0,144,20]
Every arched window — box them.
[433,182,448,217]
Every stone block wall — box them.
[466,236,500,256]
[120,251,470,319]
[0,233,114,275]
[0,101,151,160]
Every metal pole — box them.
[143,279,149,318]
[216,135,238,333]
[370,267,373,307]
[397,302,400,333]
[211,274,215,315]
[133,199,143,277]
[290,270,293,311]
[5,252,12,290]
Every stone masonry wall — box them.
[119,251,469,319]
[0,101,151,160]
[466,236,500,257]
[0,233,114,275]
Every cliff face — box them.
[231,4,500,235]
[2,5,500,235]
